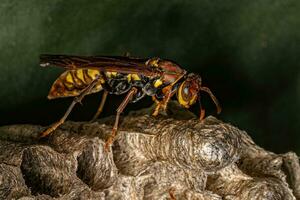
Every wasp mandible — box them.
[40,55,221,150]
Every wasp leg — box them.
[152,96,162,117]
[104,87,138,151]
[152,71,186,116]
[91,90,108,121]
[200,86,222,114]
[200,108,206,121]
[198,97,206,121]
[152,86,176,116]
[161,85,177,111]
[40,75,101,138]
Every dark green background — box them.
[0,0,299,154]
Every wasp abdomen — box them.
[48,69,104,99]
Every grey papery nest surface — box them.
[0,102,299,200]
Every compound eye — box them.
[181,82,191,101]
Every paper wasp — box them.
[40,54,221,150]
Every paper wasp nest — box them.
[0,102,299,200]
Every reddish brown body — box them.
[40,54,221,150]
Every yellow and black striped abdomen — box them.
[48,69,104,99]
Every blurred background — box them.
[0,0,299,154]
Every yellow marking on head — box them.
[66,72,74,83]
[177,82,189,108]
[76,69,85,83]
[87,69,100,79]
[154,79,163,88]
[111,72,117,76]
[131,74,141,81]
[177,82,197,108]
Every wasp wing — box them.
[40,54,158,76]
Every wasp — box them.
[40,54,221,150]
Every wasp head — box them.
[176,73,221,118]
[177,73,201,108]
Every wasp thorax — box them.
[177,73,201,108]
